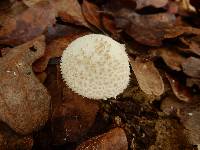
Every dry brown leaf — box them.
[130,57,164,96]
[76,128,128,150]
[0,123,33,150]
[115,11,176,46]
[52,0,89,27]
[0,1,56,46]
[154,48,186,71]
[115,10,200,46]
[102,15,120,39]
[0,36,50,134]
[166,73,192,102]
[182,57,200,78]
[82,0,101,29]
[33,31,89,73]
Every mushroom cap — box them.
[60,34,130,100]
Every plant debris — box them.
[0,0,200,149]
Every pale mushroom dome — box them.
[60,34,130,100]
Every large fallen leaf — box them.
[82,0,102,30]
[166,73,192,102]
[33,31,89,73]
[130,57,164,96]
[52,0,89,27]
[0,123,33,150]
[115,10,200,46]
[0,36,50,134]
[182,57,200,78]
[76,128,128,150]
[0,1,56,46]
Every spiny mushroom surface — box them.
[60,34,130,100]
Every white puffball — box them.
[60,34,130,100]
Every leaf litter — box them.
[0,0,200,149]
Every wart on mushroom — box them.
[60,34,130,100]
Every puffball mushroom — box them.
[60,34,130,100]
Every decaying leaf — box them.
[33,31,89,73]
[182,57,200,78]
[0,1,56,46]
[76,128,128,150]
[0,36,50,134]
[51,67,99,144]
[0,123,33,150]
[166,73,192,102]
[130,57,164,96]
[82,0,102,30]
[154,48,186,71]
[52,0,89,27]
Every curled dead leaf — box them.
[166,73,192,102]
[102,15,120,39]
[76,128,128,150]
[52,0,89,27]
[82,0,102,30]
[0,36,50,134]
[154,48,186,71]
[130,57,164,96]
